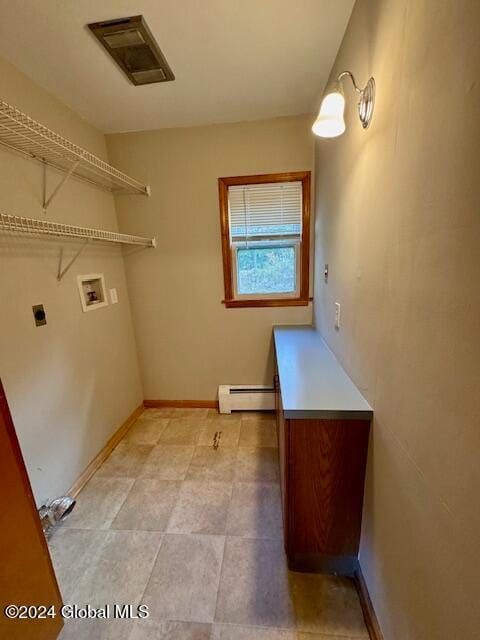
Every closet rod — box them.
[0,212,156,248]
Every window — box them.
[218,172,311,307]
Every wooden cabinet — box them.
[0,380,63,640]
[274,326,373,575]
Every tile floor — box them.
[49,408,369,640]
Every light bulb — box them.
[312,91,346,138]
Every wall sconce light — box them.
[312,71,375,138]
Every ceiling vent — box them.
[87,15,174,86]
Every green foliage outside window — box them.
[237,246,296,295]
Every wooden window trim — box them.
[218,171,311,308]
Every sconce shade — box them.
[312,91,346,138]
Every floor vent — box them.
[218,385,275,414]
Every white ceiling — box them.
[0,0,354,133]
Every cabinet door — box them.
[275,382,290,548]
[288,417,370,557]
[0,380,63,640]
[273,373,280,443]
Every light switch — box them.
[109,288,118,304]
[334,302,341,330]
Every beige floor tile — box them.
[140,445,195,480]
[158,418,205,445]
[167,480,232,535]
[142,408,178,419]
[186,446,238,482]
[212,625,296,640]
[58,619,134,640]
[123,418,170,445]
[62,477,134,530]
[169,408,210,419]
[70,530,162,608]
[235,447,280,483]
[208,409,242,420]
[96,443,154,478]
[111,479,181,531]
[48,528,107,602]
[215,537,295,628]
[142,533,225,623]
[239,421,277,448]
[226,482,283,539]
[241,412,276,422]
[130,620,212,639]
[198,419,241,447]
[290,573,368,637]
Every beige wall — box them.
[0,57,143,506]
[313,0,480,638]
[107,116,314,400]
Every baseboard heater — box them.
[218,385,275,414]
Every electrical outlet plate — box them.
[335,302,341,329]
[32,304,47,327]
[109,288,118,304]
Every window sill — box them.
[222,297,312,308]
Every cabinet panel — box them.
[0,380,63,640]
[274,372,289,548]
[288,417,370,557]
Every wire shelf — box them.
[0,212,156,248]
[0,99,150,196]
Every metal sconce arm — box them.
[337,71,363,93]
[336,70,376,129]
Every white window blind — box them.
[228,181,302,243]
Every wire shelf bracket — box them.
[57,240,89,282]
[0,99,151,200]
[0,212,156,281]
[43,157,83,212]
